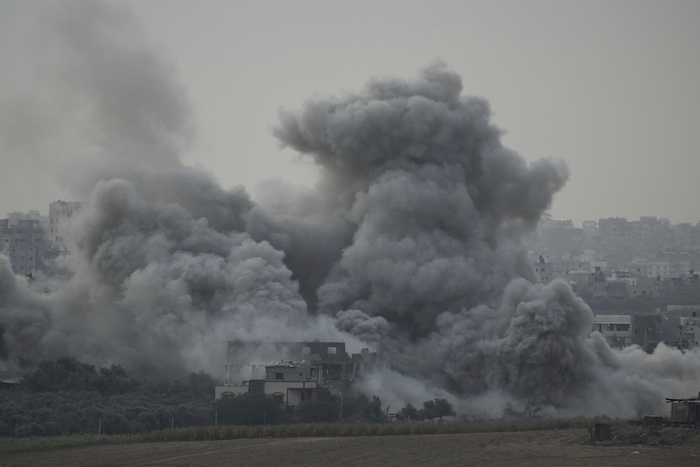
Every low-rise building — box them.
[215,377,318,407]
[215,340,377,407]
[646,261,673,279]
[628,276,658,297]
[604,279,628,300]
[593,315,632,348]
[593,314,664,351]
[667,392,700,423]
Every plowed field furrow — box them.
[2,430,699,467]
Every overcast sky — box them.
[1,0,699,226]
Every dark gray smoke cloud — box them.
[270,62,700,416]
[1,0,699,417]
[273,61,566,328]
[0,0,353,380]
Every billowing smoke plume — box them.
[2,0,700,418]
[266,61,700,416]
[0,0,353,380]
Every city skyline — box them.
[5,202,699,230]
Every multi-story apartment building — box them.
[533,256,553,283]
[0,219,46,275]
[593,314,663,351]
[47,200,82,251]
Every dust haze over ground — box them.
[1,0,699,418]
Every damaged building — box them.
[215,364,318,407]
[667,392,700,424]
[593,314,663,351]
[214,340,376,408]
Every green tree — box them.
[95,364,139,395]
[299,388,341,422]
[343,394,385,423]
[23,357,98,392]
[186,371,217,399]
[418,398,455,422]
[419,400,436,421]
[4,359,218,436]
[398,403,419,422]
[432,398,455,421]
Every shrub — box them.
[215,393,283,426]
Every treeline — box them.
[295,390,387,424]
[396,399,456,422]
[1,358,456,438]
[1,358,216,438]
[294,389,455,424]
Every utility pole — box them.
[339,393,344,424]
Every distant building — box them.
[593,314,663,351]
[534,256,553,283]
[679,312,700,350]
[48,200,82,251]
[590,267,609,299]
[215,373,318,407]
[215,340,376,407]
[6,210,47,229]
[633,314,663,352]
[604,279,628,300]
[0,219,46,275]
[628,276,657,298]
[539,217,575,230]
[582,220,598,231]
[645,261,673,279]
[598,217,632,241]
[593,315,632,348]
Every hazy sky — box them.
[1,0,699,226]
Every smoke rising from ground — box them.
[1,0,699,418]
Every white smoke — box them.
[1,0,699,418]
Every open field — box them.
[2,429,699,467]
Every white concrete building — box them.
[48,200,82,251]
[593,315,632,348]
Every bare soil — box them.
[2,429,699,467]
[596,424,699,447]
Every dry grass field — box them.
[2,429,699,467]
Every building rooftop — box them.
[594,315,632,324]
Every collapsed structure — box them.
[214,341,376,408]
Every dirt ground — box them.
[2,429,699,467]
